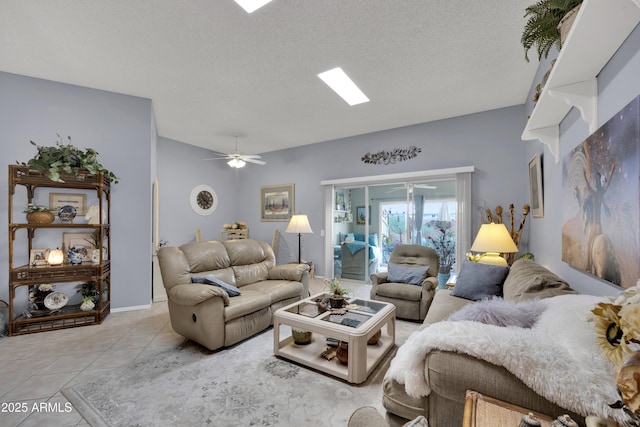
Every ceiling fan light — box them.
[227,158,246,168]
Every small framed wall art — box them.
[528,154,544,218]
[49,193,87,215]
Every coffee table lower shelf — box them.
[276,331,395,383]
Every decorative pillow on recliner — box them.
[451,260,509,301]
[447,296,545,328]
[387,262,429,286]
[192,275,241,297]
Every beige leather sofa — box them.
[381,259,583,427]
[158,239,309,351]
[370,245,439,321]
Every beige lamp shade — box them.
[48,248,64,266]
[470,223,518,266]
[285,214,313,234]
[285,214,313,263]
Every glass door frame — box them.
[321,166,474,281]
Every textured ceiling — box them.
[0,0,538,155]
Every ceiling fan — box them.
[205,136,266,168]
[386,183,436,193]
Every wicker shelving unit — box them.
[7,165,111,335]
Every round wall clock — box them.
[190,185,218,215]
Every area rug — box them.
[62,322,415,426]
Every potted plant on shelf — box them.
[521,0,582,62]
[18,134,119,184]
[325,277,351,308]
[23,203,55,225]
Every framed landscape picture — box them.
[260,184,294,222]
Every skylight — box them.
[233,0,273,13]
[317,67,369,106]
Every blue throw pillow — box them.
[451,260,509,301]
[387,262,429,286]
[368,234,378,247]
[192,275,241,297]
[354,233,365,242]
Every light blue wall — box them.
[235,105,529,275]
[156,137,240,245]
[4,23,637,310]
[524,24,640,297]
[0,71,155,310]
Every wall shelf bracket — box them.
[525,125,560,163]
[548,78,598,134]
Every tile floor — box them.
[0,277,350,426]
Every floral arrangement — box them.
[591,281,640,366]
[223,221,247,230]
[423,221,455,274]
[28,284,55,309]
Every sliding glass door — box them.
[323,167,473,283]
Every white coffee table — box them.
[273,293,396,384]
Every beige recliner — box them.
[158,239,309,351]
[370,245,439,321]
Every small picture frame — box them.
[356,206,371,225]
[528,153,544,218]
[260,184,294,222]
[62,232,96,262]
[30,248,50,266]
[49,193,87,215]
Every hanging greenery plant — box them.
[18,134,119,183]
[521,0,582,62]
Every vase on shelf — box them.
[26,211,55,225]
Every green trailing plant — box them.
[521,0,582,62]
[22,203,50,213]
[19,134,119,183]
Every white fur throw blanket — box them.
[386,294,626,423]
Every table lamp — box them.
[469,223,518,266]
[48,248,64,266]
[285,214,313,263]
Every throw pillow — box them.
[192,275,241,297]
[387,262,429,286]
[447,296,545,328]
[502,259,577,301]
[368,234,378,247]
[451,260,509,301]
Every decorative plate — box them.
[58,205,77,223]
[44,291,69,310]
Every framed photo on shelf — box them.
[260,184,294,222]
[29,248,50,266]
[356,206,371,225]
[528,154,544,218]
[50,193,87,215]
[62,232,95,262]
